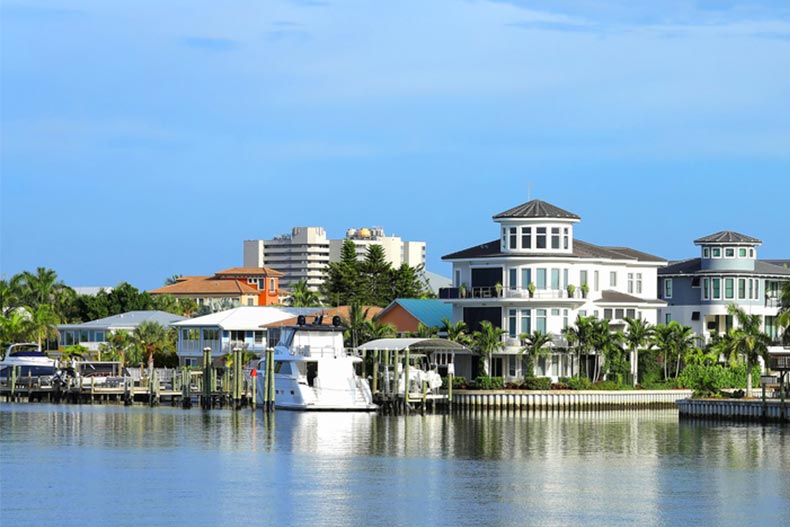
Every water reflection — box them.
[1,404,788,527]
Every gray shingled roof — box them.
[442,238,665,263]
[694,231,762,245]
[59,310,188,330]
[493,199,580,220]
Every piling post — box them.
[404,347,411,413]
[268,347,276,411]
[232,347,242,410]
[251,366,257,411]
[448,363,454,413]
[201,347,212,410]
[421,379,427,414]
[372,350,379,395]
[11,366,18,401]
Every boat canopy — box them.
[356,338,472,354]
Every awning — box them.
[356,338,473,354]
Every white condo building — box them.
[440,199,667,381]
[244,226,426,290]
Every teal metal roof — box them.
[387,299,451,328]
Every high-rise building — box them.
[243,226,427,290]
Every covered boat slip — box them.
[355,338,473,413]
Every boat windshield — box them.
[278,329,295,348]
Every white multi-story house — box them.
[243,226,426,290]
[658,231,789,345]
[440,199,666,381]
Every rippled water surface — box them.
[1,403,788,527]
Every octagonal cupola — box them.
[694,231,761,271]
[493,199,580,255]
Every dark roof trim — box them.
[693,231,762,245]
[442,238,665,263]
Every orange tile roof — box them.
[215,267,284,277]
[264,306,383,327]
[149,276,260,295]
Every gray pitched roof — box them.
[442,238,665,263]
[493,199,580,220]
[694,231,762,245]
[60,310,188,330]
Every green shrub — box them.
[590,380,631,390]
[441,376,468,389]
[522,377,552,390]
[677,364,760,392]
[731,389,745,399]
[472,376,504,390]
[559,377,592,390]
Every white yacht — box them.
[0,343,57,384]
[256,316,376,411]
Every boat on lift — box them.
[255,315,376,411]
[0,343,58,385]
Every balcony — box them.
[439,286,587,302]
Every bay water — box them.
[1,403,788,527]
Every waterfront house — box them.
[148,267,283,308]
[440,199,666,381]
[58,310,187,359]
[658,231,790,346]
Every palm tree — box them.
[471,320,506,376]
[624,317,653,387]
[562,315,595,378]
[27,304,60,350]
[589,319,624,382]
[0,310,31,350]
[131,321,170,372]
[441,318,471,347]
[341,303,371,348]
[652,322,698,380]
[778,281,790,345]
[725,304,771,398]
[519,330,553,377]
[411,322,438,338]
[287,279,322,307]
[0,278,23,316]
[99,330,131,365]
[365,319,397,340]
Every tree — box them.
[341,303,372,348]
[0,310,31,350]
[323,239,362,306]
[778,281,790,345]
[411,322,438,339]
[27,305,60,350]
[364,319,397,340]
[0,278,22,316]
[389,263,431,300]
[359,244,391,306]
[286,279,322,307]
[519,330,552,378]
[588,319,625,382]
[624,317,653,387]
[471,320,506,376]
[441,318,471,347]
[131,321,171,372]
[99,330,131,366]
[562,315,595,378]
[652,322,698,380]
[722,304,771,398]
[164,274,183,286]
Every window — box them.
[454,270,461,287]
[702,278,709,300]
[551,308,560,316]
[509,309,517,338]
[580,270,588,289]
[594,271,599,291]
[269,278,276,292]
[712,247,722,258]
[636,273,643,294]
[521,227,532,249]
[521,269,531,290]
[626,309,636,319]
[509,269,517,290]
[703,247,710,258]
[536,227,547,249]
[610,271,617,288]
[738,248,747,258]
[615,308,624,320]
[203,328,219,341]
[551,269,560,290]
[551,227,560,249]
[230,330,245,342]
[665,313,672,324]
[563,269,569,288]
[738,278,746,299]
[691,277,700,288]
[536,268,547,289]
[604,309,613,320]
[247,298,254,306]
[749,279,754,299]
[563,309,569,329]
[520,309,531,334]
[725,248,735,258]
[750,249,754,258]
[627,273,634,294]
[712,278,721,299]
[535,309,547,333]
[254,331,266,344]
[509,227,517,250]
[664,278,673,299]
[691,312,700,321]
[502,227,507,250]
[563,228,569,250]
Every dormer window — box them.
[738,248,747,258]
[725,248,735,258]
[563,228,569,250]
[712,247,721,258]
[509,227,517,250]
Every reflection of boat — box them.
[256,316,376,411]
[0,343,57,385]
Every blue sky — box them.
[1,0,789,291]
